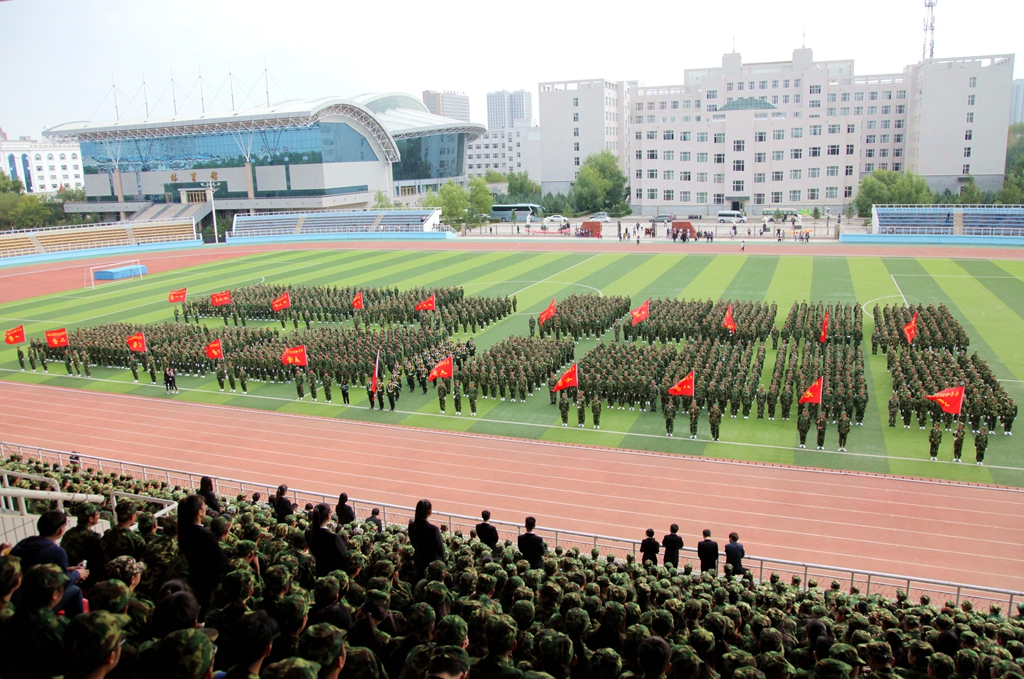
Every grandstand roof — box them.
[352,92,484,143]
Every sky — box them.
[1,0,1021,139]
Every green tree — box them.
[420,189,442,209]
[437,180,469,225]
[483,169,507,183]
[994,173,1024,205]
[10,195,51,230]
[0,171,25,195]
[579,150,628,208]
[506,171,542,202]
[812,207,821,220]
[1006,123,1024,177]
[854,170,933,217]
[569,166,610,214]
[0,193,21,230]
[958,176,984,204]
[468,177,493,223]
[372,190,395,209]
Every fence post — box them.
[851,572,856,593]
[555,531,560,550]
[803,565,809,591]
[956,586,962,607]
[866,573,872,596]
[382,506,388,527]
[759,560,764,584]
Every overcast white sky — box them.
[0,0,1020,139]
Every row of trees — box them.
[0,173,97,231]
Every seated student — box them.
[10,510,88,616]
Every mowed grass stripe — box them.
[635,255,715,301]
[765,256,812,313]
[465,252,576,298]
[721,256,779,301]
[811,256,857,304]
[679,255,745,300]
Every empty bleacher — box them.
[0,218,199,259]
[0,233,40,258]
[875,205,1024,237]
[963,207,1024,236]
[874,206,955,235]
[230,209,442,239]
[230,213,302,237]
[131,220,197,245]
[33,225,132,252]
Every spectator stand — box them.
[842,204,1024,244]
[2,439,1021,609]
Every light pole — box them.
[202,179,222,241]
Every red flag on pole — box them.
[205,339,223,360]
[415,294,436,312]
[903,311,918,344]
[352,292,364,310]
[271,292,291,312]
[126,332,147,353]
[371,349,380,393]
[281,346,308,367]
[925,385,966,415]
[668,371,695,396]
[168,288,187,304]
[723,304,737,334]
[552,363,578,392]
[4,325,25,345]
[428,355,453,382]
[630,299,650,326]
[820,308,829,344]
[45,328,69,348]
[211,290,232,307]
[538,298,556,325]
[798,377,823,405]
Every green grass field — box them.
[2,249,1022,486]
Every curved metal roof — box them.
[352,92,484,143]
[351,92,429,114]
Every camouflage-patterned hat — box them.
[72,502,99,520]
[298,623,346,668]
[864,641,893,661]
[566,607,592,637]
[0,555,22,591]
[156,628,216,679]
[436,614,469,645]
[429,645,471,674]
[814,659,853,679]
[343,646,382,679]
[829,643,866,668]
[539,631,574,667]
[262,657,322,679]
[760,652,795,679]
[486,614,519,653]
[688,628,716,655]
[929,653,955,679]
[114,501,137,521]
[594,648,624,679]
[407,601,437,630]
[314,576,340,604]
[64,610,125,666]
[276,594,311,629]
[233,540,257,558]
[106,555,146,583]
[24,563,70,591]
[137,512,156,532]
[88,579,131,613]
[264,564,292,591]
[221,569,255,601]
[363,589,390,610]
[735,667,767,679]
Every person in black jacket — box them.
[475,510,499,549]
[516,516,546,569]
[198,476,221,516]
[697,528,719,574]
[177,494,228,618]
[336,493,356,525]
[9,510,89,616]
[408,499,444,578]
[306,503,348,577]
[724,532,746,576]
[270,485,294,524]
[639,528,660,566]
[661,524,684,568]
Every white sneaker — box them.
[931,456,937,461]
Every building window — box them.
[755,132,767,143]
[733,139,745,152]
[790,169,802,180]
[663,130,675,140]
[681,171,691,181]
[844,186,853,198]
[827,166,839,177]
[864,163,874,172]
[573,112,579,122]
[754,152,766,162]
[966,112,974,123]
[636,116,644,124]
[575,157,581,166]
[681,131,691,141]
[771,191,782,203]
[733,160,745,171]
[772,150,785,161]
[664,190,675,201]
[659,101,668,110]
[732,180,744,192]
[809,125,822,136]
[647,169,658,179]
[791,149,803,159]
[865,149,875,158]
[808,167,820,178]
[967,95,975,106]
[969,76,977,88]
[964,147,972,158]
[771,171,784,182]
[866,135,876,144]
[809,85,821,94]
[696,172,708,182]
[809,100,820,108]
[573,127,579,137]
[754,193,765,204]
[648,150,658,159]
[573,97,579,106]
[697,152,708,162]
[636,188,643,199]
[828,108,837,116]
[681,152,691,161]
[636,169,643,179]
[714,193,725,205]
[663,151,675,161]
[697,192,708,203]
[895,119,904,129]
[714,173,725,184]
[846,145,855,155]
[893,162,902,171]
[826,187,838,199]
[789,190,802,201]
[574,142,580,151]
[809,147,821,157]
[647,130,657,140]
[671,100,679,109]
[707,90,717,99]
[845,165,854,176]
[791,128,803,138]
[808,188,819,200]
[636,150,643,160]
[773,129,784,140]
[714,133,726,143]
[894,148,903,157]
[759,81,768,90]
[754,173,766,183]
[696,132,708,142]
[648,188,658,199]
[714,153,726,164]
[681,191,691,202]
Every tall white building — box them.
[538,79,632,196]
[421,90,471,122]
[626,49,1013,216]
[1011,79,1024,124]
[1,134,84,194]
[487,90,533,130]
[465,120,542,181]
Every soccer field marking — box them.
[890,274,908,305]
[4,367,1022,474]
[511,254,601,296]
[861,295,905,315]
[891,274,1024,279]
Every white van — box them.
[717,210,746,223]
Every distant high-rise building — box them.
[1012,79,1024,124]
[422,90,471,122]
[486,90,533,130]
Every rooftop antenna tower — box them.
[229,62,235,110]
[923,0,937,61]
[112,77,120,120]
[171,69,178,115]
[199,66,205,114]
[142,72,149,117]
[264,59,270,107]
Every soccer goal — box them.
[85,259,147,290]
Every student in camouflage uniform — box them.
[548,373,558,405]
[322,371,332,403]
[952,423,965,462]
[467,382,478,416]
[837,411,851,452]
[664,399,676,437]
[62,502,106,584]
[779,387,793,420]
[797,408,811,448]
[756,385,767,419]
[708,404,722,441]
[437,380,448,414]
[975,428,988,465]
[888,393,899,428]
[576,393,587,428]
[928,423,942,461]
[16,347,25,371]
[0,564,70,678]
[815,413,828,450]
[100,501,145,564]
[217,364,226,391]
[366,382,375,410]
[453,381,463,415]
[591,396,602,430]
[308,369,318,402]
[689,400,700,439]
[559,392,570,427]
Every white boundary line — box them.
[890,274,908,306]
[511,254,601,296]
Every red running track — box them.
[3,239,1024,305]
[2,381,1021,591]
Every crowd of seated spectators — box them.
[0,455,1023,679]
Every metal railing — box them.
[1,440,1020,608]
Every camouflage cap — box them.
[114,501,137,520]
[264,564,292,591]
[486,614,519,653]
[343,646,381,679]
[864,641,893,661]
[429,645,471,674]
[221,569,255,601]
[72,502,99,520]
[137,512,156,531]
[88,579,131,613]
[64,610,124,666]
[276,594,311,628]
[929,653,955,679]
[363,589,390,610]
[593,648,624,679]
[156,628,216,679]
[298,623,347,668]
[689,627,716,655]
[407,601,437,630]
[760,652,795,679]
[565,607,592,637]
[24,563,70,591]
[233,540,257,558]
[735,667,767,679]
[829,643,866,668]
[262,657,322,679]
[814,659,853,679]
[539,631,574,667]
[106,555,146,583]
[0,555,21,590]
[436,614,469,645]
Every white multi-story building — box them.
[1008,79,1023,124]
[538,79,632,196]
[465,120,542,181]
[554,50,1013,216]
[421,90,471,122]
[487,90,533,130]
[1,134,84,194]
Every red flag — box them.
[126,332,147,353]
[798,377,823,405]
[903,311,918,344]
[371,349,380,393]
[271,292,291,312]
[281,346,308,367]
[168,288,187,304]
[45,328,69,348]
[630,299,650,326]
[428,355,453,382]
[4,325,25,345]
[552,363,578,392]
[820,308,829,344]
[211,290,232,307]
[668,371,695,396]
[723,304,737,334]
[205,339,223,360]
[415,294,436,312]
[352,292,364,310]
[926,385,966,415]
[538,298,556,325]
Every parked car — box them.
[650,213,676,224]
[717,210,747,223]
[543,215,570,227]
[589,212,612,223]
